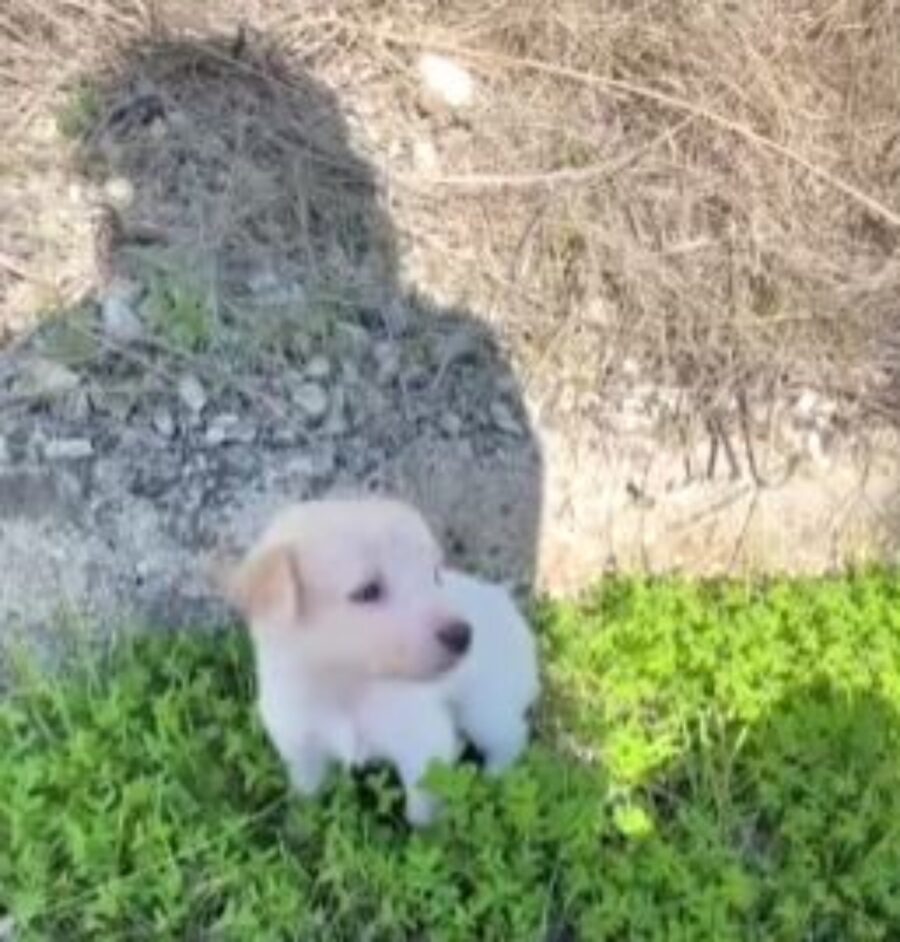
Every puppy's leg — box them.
[395,721,459,826]
[480,713,529,775]
[458,702,529,776]
[285,738,329,796]
[364,691,460,826]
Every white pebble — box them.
[294,382,330,422]
[101,295,144,344]
[44,438,93,460]
[103,176,134,207]
[418,53,475,108]
[178,375,207,415]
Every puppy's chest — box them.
[260,672,374,767]
[307,699,384,768]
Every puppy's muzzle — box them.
[437,620,471,656]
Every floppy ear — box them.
[217,546,304,625]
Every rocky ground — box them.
[1,21,898,639]
[0,289,542,631]
[2,288,897,636]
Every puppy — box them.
[219,497,539,825]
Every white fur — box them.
[221,497,539,825]
[437,570,539,774]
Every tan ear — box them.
[219,546,303,624]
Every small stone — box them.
[418,53,475,108]
[248,269,279,296]
[432,329,479,386]
[149,116,168,139]
[105,275,144,306]
[272,425,300,447]
[806,429,831,468]
[248,269,306,306]
[44,438,93,461]
[152,408,176,439]
[293,382,329,422]
[440,412,463,437]
[334,322,370,355]
[58,388,92,423]
[341,360,361,386]
[205,413,255,446]
[178,374,207,415]
[92,386,136,421]
[324,386,348,436]
[621,357,641,379]
[413,137,439,174]
[205,415,233,446]
[21,358,79,397]
[312,444,337,480]
[373,341,401,385]
[490,400,523,436]
[101,294,144,344]
[794,390,819,422]
[285,454,316,478]
[103,176,135,207]
[383,297,412,336]
[305,355,331,380]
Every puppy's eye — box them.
[350,579,384,604]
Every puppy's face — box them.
[221,498,470,680]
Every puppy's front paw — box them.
[287,754,327,796]
[405,788,441,827]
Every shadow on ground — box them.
[0,31,542,632]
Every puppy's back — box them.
[439,571,539,710]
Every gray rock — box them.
[152,408,176,439]
[334,322,370,357]
[248,270,306,306]
[293,382,329,422]
[271,425,301,447]
[20,357,79,398]
[324,386,348,436]
[26,429,47,462]
[0,436,9,465]
[205,413,256,446]
[432,329,479,389]
[58,388,93,423]
[374,341,401,385]
[0,468,80,521]
[304,355,331,380]
[44,438,94,461]
[490,400,523,437]
[247,269,280,296]
[91,386,136,421]
[440,411,463,437]
[341,360,361,386]
[204,418,230,447]
[383,297,412,335]
[178,374,208,415]
[101,294,144,344]
[103,176,135,207]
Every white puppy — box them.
[219,497,539,825]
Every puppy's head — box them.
[219,498,470,680]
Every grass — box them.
[2,570,899,939]
[56,81,102,141]
[146,271,215,354]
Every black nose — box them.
[438,620,471,656]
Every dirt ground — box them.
[1,2,898,634]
